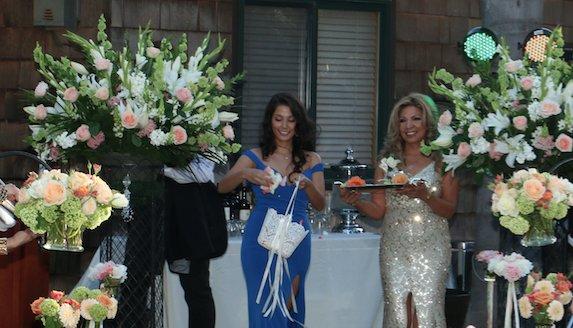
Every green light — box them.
[463,27,498,62]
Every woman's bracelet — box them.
[0,238,8,255]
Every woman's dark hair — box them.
[260,93,316,180]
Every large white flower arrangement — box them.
[25,15,242,166]
[424,27,573,176]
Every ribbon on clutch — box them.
[256,179,309,325]
[503,281,520,328]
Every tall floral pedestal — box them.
[99,154,165,328]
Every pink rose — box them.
[467,122,484,138]
[539,99,562,118]
[503,263,523,282]
[489,142,502,161]
[505,60,523,73]
[457,142,472,158]
[555,134,573,152]
[175,87,192,103]
[34,81,48,97]
[121,110,138,129]
[63,87,79,102]
[465,74,481,87]
[438,110,452,127]
[214,76,225,91]
[171,125,188,145]
[146,46,160,58]
[34,104,47,120]
[476,250,502,263]
[87,132,105,149]
[512,116,528,131]
[49,290,65,302]
[532,135,555,151]
[95,87,109,101]
[75,124,91,142]
[137,120,157,138]
[222,124,235,140]
[520,76,534,91]
[94,58,112,71]
[30,297,45,315]
[523,179,546,201]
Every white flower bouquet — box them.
[26,15,242,166]
[424,27,573,176]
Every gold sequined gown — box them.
[380,162,450,328]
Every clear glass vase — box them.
[520,216,556,247]
[43,225,84,252]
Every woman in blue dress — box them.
[218,93,325,327]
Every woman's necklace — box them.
[275,145,292,161]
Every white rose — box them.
[110,193,128,208]
[34,81,49,97]
[497,193,519,217]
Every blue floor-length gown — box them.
[241,149,323,327]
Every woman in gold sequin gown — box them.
[341,93,459,328]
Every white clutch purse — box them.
[256,179,309,324]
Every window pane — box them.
[315,10,379,165]
[241,6,308,149]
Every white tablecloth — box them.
[163,233,384,328]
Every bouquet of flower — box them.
[25,15,242,166]
[87,261,127,296]
[31,287,118,328]
[424,27,573,176]
[13,166,127,251]
[484,252,533,282]
[519,272,573,326]
[490,168,573,245]
[378,155,409,184]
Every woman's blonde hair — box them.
[380,93,440,163]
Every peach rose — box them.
[82,197,98,216]
[467,122,484,138]
[555,134,573,152]
[34,104,47,120]
[34,81,49,97]
[539,99,562,118]
[95,87,109,101]
[512,116,528,131]
[222,124,235,140]
[49,290,65,301]
[44,181,67,206]
[391,172,409,185]
[96,294,113,308]
[121,110,138,129]
[531,290,553,306]
[75,124,91,142]
[63,298,81,310]
[520,76,534,91]
[438,110,452,127]
[92,177,113,204]
[457,142,472,158]
[175,87,192,103]
[171,125,188,145]
[94,58,112,71]
[523,179,546,201]
[63,87,79,102]
[30,297,45,315]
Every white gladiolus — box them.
[219,111,239,123]
[431,126,457,148]
[70,61,89,75]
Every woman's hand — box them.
[289,172,312,189]
[243,168,273,187]
[395,181,429,200]
[338,186,363,206]
[5,184,19,203]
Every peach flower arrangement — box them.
[519,272,572,326]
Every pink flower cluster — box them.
[485,252,533,282]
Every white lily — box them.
[219,111,239,123]
[70,61,89,75]
[495,134,536,167]
[431,125,456,148]
[443,153,467,172]
[483,111,510,135]
[135,53,147,70]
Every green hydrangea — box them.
[516,195,535,215]
[499,216,529,235]
[539,202,567,219]
[14,202,46,234]
[554,202,568,220]
[85,206,111,230]
[88,289,102,299]
[69,286,90,302]
[38,204,59,224]
[546,273,558,284]
[64,210,87,229]
[40,298,60,317]
[61,197,82,214]
[89,303,108,322]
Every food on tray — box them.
[345,176,366,187]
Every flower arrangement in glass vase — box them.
[490,168,573,246]
[13,165,127,252]
[87,261,128,297]
[25,15,242,166]
[423,27,572,176]
[518,272,573,328]
[31,286,119,328]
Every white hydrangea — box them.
[149,129,169,146]
[527,101,541,122]
[470,137,490,154]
